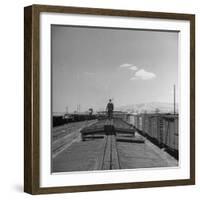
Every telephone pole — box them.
[66,106,68,114]
[173,84,176,114]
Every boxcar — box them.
[130,113,179,158]
[162,115,178,151]
[149,115,164,145]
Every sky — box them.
[51,25,178,113]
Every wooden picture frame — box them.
[24,4,195,194]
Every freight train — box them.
[53,114,97,127]
[129,113,178,159]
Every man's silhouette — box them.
[106,99,114,119]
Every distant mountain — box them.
[116,102,178,114]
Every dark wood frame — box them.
[24,4,195,195]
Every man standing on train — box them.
[106,99,114,119]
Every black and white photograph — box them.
[23,4,195,194]
[51,25,179,173]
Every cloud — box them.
[119,64,138,71]
[119,64,155,80]
[129,66,138,71]
[130,69,156,80]
[120,63,132,68]
[130,75,139,80]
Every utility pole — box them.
[173,84,176,114]
[66,106,68,114]
[77,104,81,113]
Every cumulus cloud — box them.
[119,64,138,71]
[119,63,132,68]
[119,64,155,80]
[129,66,138,71]
[130,69,156,80]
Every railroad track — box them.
[53,120,97,139]
[52,120,98,158]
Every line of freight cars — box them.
[129,113,178,159]
[53,114,97,127]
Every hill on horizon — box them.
[116,102,178,114]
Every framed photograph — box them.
[24,4,195,194]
